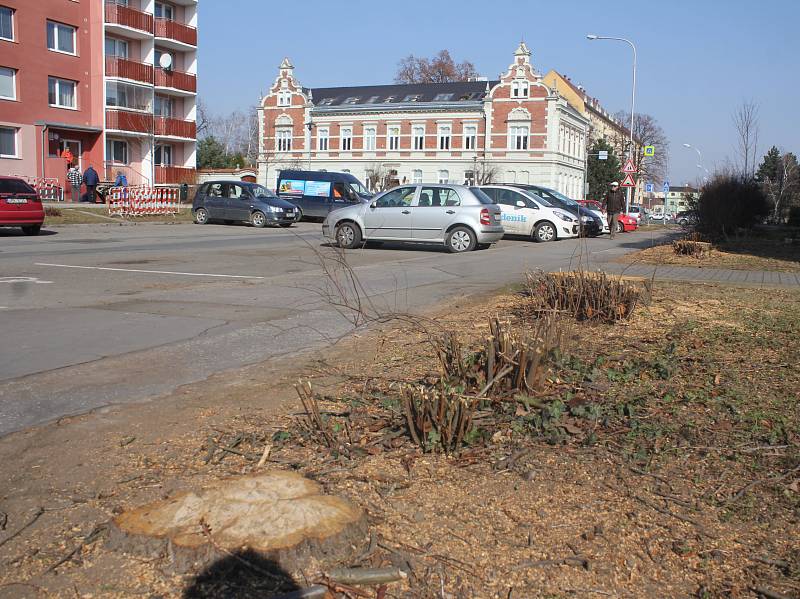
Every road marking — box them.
[0,276,53,284]
[35,263,266,279]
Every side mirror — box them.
[515,200,526,208]
[370,200,377,208]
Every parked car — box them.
[277,170,372,219]
[192,181,298,227]
[627,204,644,222]
[0,176,44,235]
[322,184,504,253]
[615,213,639,233]
[676,210,697,226]
[575,199,610,234]
[507,184,602,236]
[479,185,579,242]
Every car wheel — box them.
[22,225,41,236]
[616,221,625,234]
[251,211,267,228]
[446,226,476,253]
[335,222,361,249]
[194,208,209,225]
[533,221,556,243]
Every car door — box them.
[362,186,417,240]
[224,183,252,222]
[490,188,528,235]
[412,186,463,241]
[203,182,226,219]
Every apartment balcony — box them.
[105,56,154,85]
[154,18,197,49]
[156,165,196,185]
[154,117,196,140]
[106,109,152,135]
[104,2,154,38]
[155,68,197,95]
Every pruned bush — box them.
[672,239,711,258]
[401,385,477,453]
[694,175,770,238]
[435,316,561,397]
[525,271,648,323]
[44,207,62,217]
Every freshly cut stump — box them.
[108,471,368,573]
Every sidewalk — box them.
[600,261,800,287]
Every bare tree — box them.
[474,160,499,185]
[197,97,210,138]
[733,100,759,179]
[612,112,669,185]
[395,50,479,84]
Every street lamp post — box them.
[586,34,637,213]
[682,143,708,186]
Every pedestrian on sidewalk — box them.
[67,164,81,203]
[82,164,99,203]
[114,171,128,188]
[604,181,625,239]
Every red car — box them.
[0,176,45,235]
[579,199,637,234]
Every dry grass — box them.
[43,206,194,225]
[620,239,800,272]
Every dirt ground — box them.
[618,238,800,272]
[0,279,798,599]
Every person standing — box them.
[67,164,82,203]
[114,171,128,188]
[82,164,99,203]
[603,181,625,239]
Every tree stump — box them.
[107,471,368,573]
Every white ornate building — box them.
[257,44,590,198]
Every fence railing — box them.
[107,186,180,217]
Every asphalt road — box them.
[0,221,668,436]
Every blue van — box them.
[276,170,372,219]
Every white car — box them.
[627,205,644,222]
[479,185,580,242]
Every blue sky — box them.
[198,0,799,185]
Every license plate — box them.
[7,198,28,204]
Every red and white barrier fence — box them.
[11,176,63,201]
[107,186,180,217]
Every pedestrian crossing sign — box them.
[644,145,655,157]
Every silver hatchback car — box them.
[322,184,504,253]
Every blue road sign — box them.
[645,182,654,193]
[663,181,670,193]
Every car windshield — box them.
[522,190,553,207]
[249,185,277,198]
[348,180,370,196]
[540,187,581,208]
[469,187,495,205]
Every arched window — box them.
[438,169,449,184]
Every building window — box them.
[0,126,17,157]
[277,91,291,107]
[437,170,449,184]
[412,169,423,184]
[317,127,329,151]
[275,128,291,152]
[106,138,128,164]
[344,96,360,104]
[106,81,151,111]
[387,126,400,150]
[412,125,425,151]
[403,94,421,102]
[511,81,529,98]
[433,93,453,101]
[48,77,76,109]
[363,126,376,151]
[154,2,174,20]
[464,170,475,185]
[0,6,14,41]
[47,21,76,55]
[0,66,15,100]
[155,144,172,166]
[154,94,174,117]
[105,37,128,59]
[509,125,529,150]
[463,125,477,150]
[438,125,451,150]
[340,127,352,151]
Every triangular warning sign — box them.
[622,159,637,173]
[620,173,637,187]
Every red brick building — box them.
[0,0,197,191]
[258,43,590,199]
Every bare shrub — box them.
[672,239,711,258]
[524,271,648,323]
[44,207,62,217]
[401,386,477,453]
[435,316,561,397]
